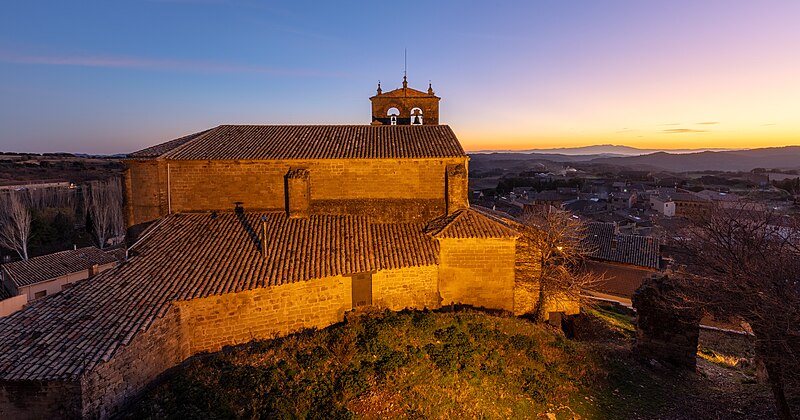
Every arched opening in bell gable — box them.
[387,107,400,126]
[410,107,423,125]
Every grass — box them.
[124,305,791,419]
[697,346,746,368]
[125,309,599,419]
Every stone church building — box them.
[0,79,574,419]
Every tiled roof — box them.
[426,208,520,239]
[2,247,119,288]
[584,223,660,269]
[371,223,439,270]
[0,212,438,381]
[126,129,212,159]
[129,125,465,161]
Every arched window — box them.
[410,107,423,125]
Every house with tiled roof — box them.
[0,79,566,419]
[0,247,119,317]
[582,222,663,306]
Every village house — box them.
[0,247,119,317]
[582,222,662,307]
[0,80,573,419]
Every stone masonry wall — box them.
[176,276,351,355]
[438,238,517,312]
[372,265,440,310]
[125,157,468,225]
[0,380,82,419]
[125,160,165,227]
[80,305,185,419]
[632,276,701,370]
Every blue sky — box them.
[1,0,798,154]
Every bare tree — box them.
[674,202,800,419]
[25,186,75,210]
[83,178,125,249]
[0,191,31,260]
[517,206,601,322]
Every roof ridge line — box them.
[160,126,220,160]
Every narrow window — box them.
[34,290,47,300]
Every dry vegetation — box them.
[123,305,797,419]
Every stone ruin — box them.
[632,275,702,370]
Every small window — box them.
[34,290,47,300]
[62,283,73,291]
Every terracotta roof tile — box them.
[2,247,119,288]
[128,125,465,161]
[426,208,520,239]
[585,223,660,269]
[0,212,439,381]
[371,223,439,269]
[127,129,212,159]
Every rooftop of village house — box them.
[1,246,119,289]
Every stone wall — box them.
[372,265,440,310]
[125,160,166,227]
[80,305,185,419]
[438,238,517,312]
[0,380,82,419]
[445,164,469,215]
[632,276,701,370]
[125,158,468,225]
[176,276,351,355]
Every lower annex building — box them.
[0,79,576,419]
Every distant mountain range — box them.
[471,144,739,156]
[470,145,800,172]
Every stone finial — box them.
[428,81,434,95]
[376,80,382,95]
[402,74,408,89]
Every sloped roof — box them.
[128,125,465,161]
[426,208,520,239]
[127,129,212,159]
[584,223,660,269]
[0,212,438,381]
[2,247,118,288]
[372,86,438,98]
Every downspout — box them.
[167,162,172,215]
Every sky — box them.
[0,0,798,154]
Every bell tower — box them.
[370,77,440,125]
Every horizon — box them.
[1,1,799,154]
[5,141,795,157]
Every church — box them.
[0,79,576,419]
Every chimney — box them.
[285,168,310,218]
[445,163,468,215]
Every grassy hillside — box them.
[125,306,790,419]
